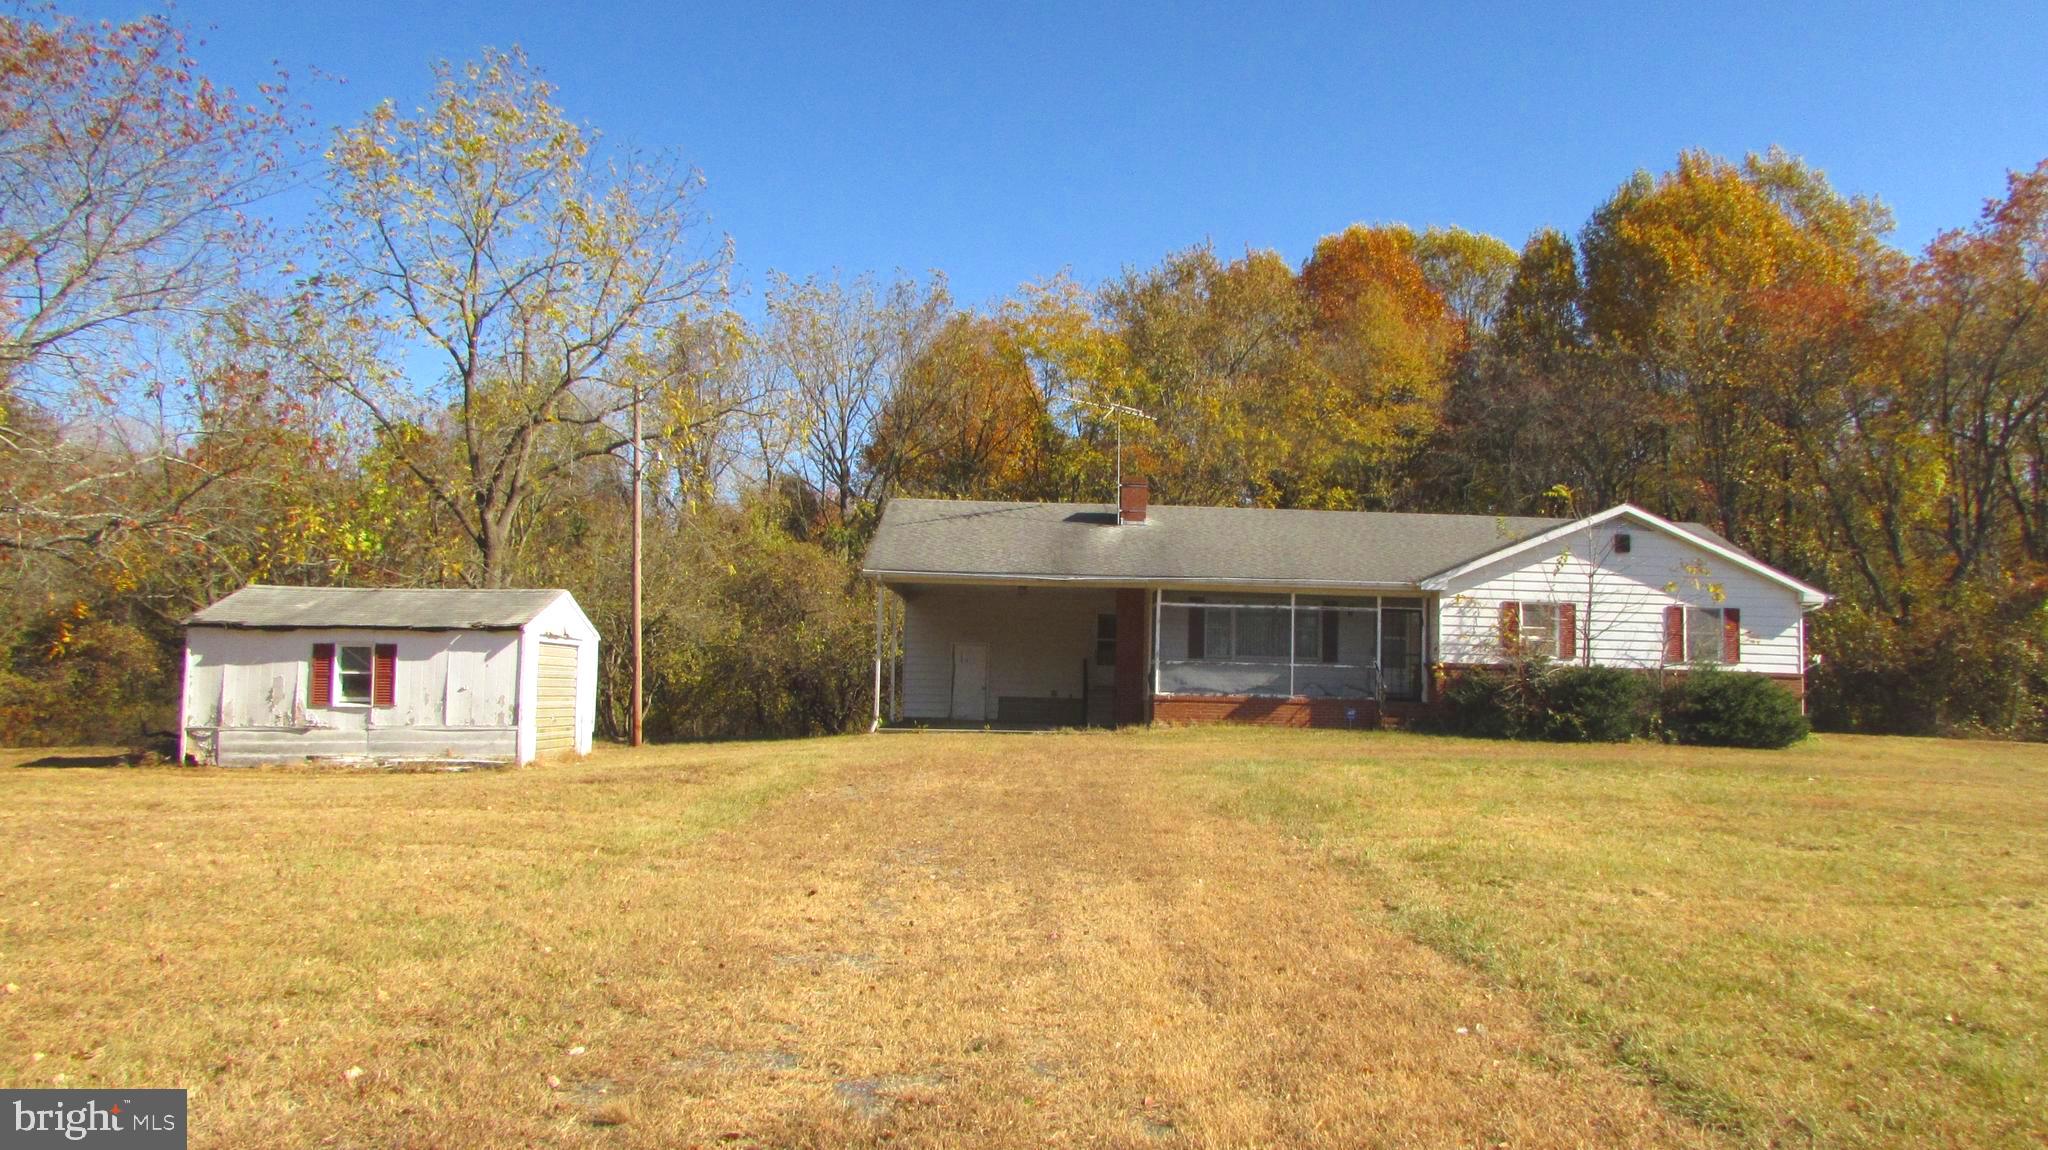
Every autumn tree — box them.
[1495,228,1586,366]
[1912,161,2048,579]
[753,270,949,541]
[302,48,727,586]
[0,7,297,565]
[1297,224,1465,507]
[866,310,1055,501]
[1093,245,1308,506]
[1414,226,1518,332]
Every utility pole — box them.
[630,380,644,748]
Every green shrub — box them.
[1539,665,1653,742]
[1441,663,1545,738]
[1665,667,1811,748]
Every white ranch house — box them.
[180,586,599,765]
[861,482,1827,729]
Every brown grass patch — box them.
[6,729,2029,1146]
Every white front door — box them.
[951,642,988,720]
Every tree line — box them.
[4,9,2045,743]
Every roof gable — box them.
[187,586,570,630]
[1418,504,1829,607]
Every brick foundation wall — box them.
[1153,695,1382,729]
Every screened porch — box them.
[1154,592,1429,702]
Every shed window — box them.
[337,645,374,704]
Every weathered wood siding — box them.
[182,627,522,764]
[899,584,1115,721]
[1436,522,1807,675]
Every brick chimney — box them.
[1118,478,1150,525]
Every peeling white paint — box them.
[178,591,601,765]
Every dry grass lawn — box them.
[0,729,2040,1148]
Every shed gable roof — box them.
[187,585,569,630]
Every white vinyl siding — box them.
[1437,522,1804,675]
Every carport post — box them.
[871,581,884,733]
[1151,589,1161,699]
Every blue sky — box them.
[73,1,2048,310]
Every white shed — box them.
[179,586,601,766]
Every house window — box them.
[337,645,374,703]
[1095,614,1117,667]
[1201,605,1229,658]
[1292,607,1323,661]
[1184,594,1303,661]
[1501,600,1576,660]
[1613,532,1632,554]
[1237,609,1290,658]
[1686,607,1724,665]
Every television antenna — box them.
[1066,396,1155,498]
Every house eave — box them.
[862,568,1425,593]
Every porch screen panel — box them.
[1158,593,1381,699]
[1293,607,1377,698]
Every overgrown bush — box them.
[1538,665,1654,742]
[1441,663,1545,738]
[1665,667,1810,748]
[0,616,171,746]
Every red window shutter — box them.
[1722,608,1741,664]
[1321,608,1339,664]
[309,643,334,707]
[1558,602,1577,661]
[1186,607,1205,659]
[373,644,397,707]
[1498,601,1520,653]
[1663,606,1686,663]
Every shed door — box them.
[535,641,580,755]
[950,642,988,721]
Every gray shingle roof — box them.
[863,499,1568,587]
[187,585,568,630]
[863,498,1757,588]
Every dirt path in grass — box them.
[601,737,1716,1149]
